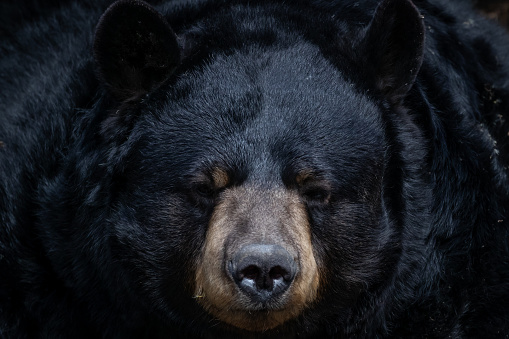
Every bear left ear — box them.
[94,0,180,101]
[358,0,425,104]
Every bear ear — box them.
[359,0,425,104]
[93,0,180,101]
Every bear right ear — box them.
[358,0,425,104]
[94,0,180,101]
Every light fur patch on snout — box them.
[194,186,319,332]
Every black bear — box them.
[1,0,509,337]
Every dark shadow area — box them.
[475,0,509,28]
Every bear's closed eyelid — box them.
[300,185,331,204]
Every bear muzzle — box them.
[194,186,319,331]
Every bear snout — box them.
[194,186,319,331]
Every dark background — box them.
[0,1,508,32]
[475,0,509,28]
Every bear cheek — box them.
[193,187,320,331]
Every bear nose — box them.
[229,244,297,303]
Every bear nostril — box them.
[230,244,297,303]
[269,265,290,281]
[240,265,260,281]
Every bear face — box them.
[105,43,393,331]
[84,0,429,332]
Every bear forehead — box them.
[146,43,385,151]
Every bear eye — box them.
[190,167,231,205]
[294,171,331,205]
[301,185,331,204]
[194,182,216,199]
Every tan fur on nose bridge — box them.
[194,187,320,331]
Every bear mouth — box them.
[203,302,302,332]
[194,246,317,331]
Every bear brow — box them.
[211,167,230,189]
[295,169,315,186]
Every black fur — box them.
[1,0,509,337]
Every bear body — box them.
[1,0,509,337]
